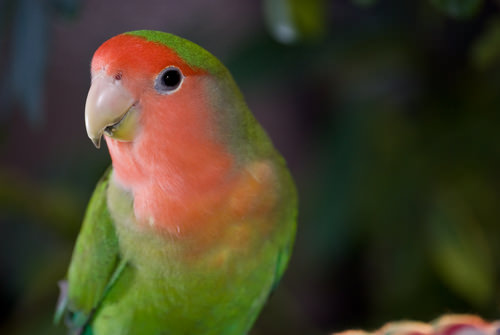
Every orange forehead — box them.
[91,34,204,78]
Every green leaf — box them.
[429,0,483,19]
[263,0,327,44]
[427,191,494,307]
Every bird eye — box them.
[155,66,183,94]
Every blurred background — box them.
[1,0,500,334]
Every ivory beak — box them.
[85,72,135,148]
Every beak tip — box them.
[91,137,102,149]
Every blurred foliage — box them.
[3,1,500,335]
[428,192,494,307]
[471,16,500,68]
[429,0,484,19]
[263,0,328,44]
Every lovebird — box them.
[55,30,297,335]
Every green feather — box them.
[60,168,123,333]
[125,30,224,76]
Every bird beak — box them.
[85,72,136,148]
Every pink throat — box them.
[106,132,234,233]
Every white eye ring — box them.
[154,66,183,94]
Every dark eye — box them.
[155,66,183,93]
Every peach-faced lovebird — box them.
[55,30,297,335]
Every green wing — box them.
[55,168,124,333]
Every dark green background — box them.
[1,0,500,334]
